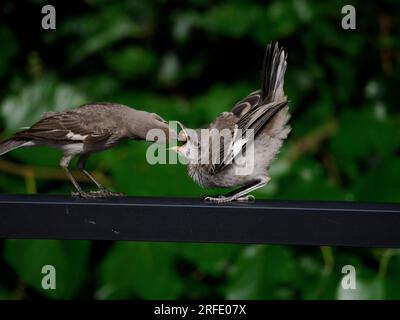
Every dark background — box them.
[0,0,399,299]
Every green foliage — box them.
[0,26,17,80]
[4,240,90,299]
[0,0,399,300]
[225,245,297,299]
[98,242,183,299]
[179,243,241,277]
[1,77,86,131]
[277,157,344,201]
[106,47,158,79]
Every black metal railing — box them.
[0,195,399,247]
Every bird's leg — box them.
[204,178,269,203]
[77,154,104,189]
[77,155,124,197]
[60,155,94,199]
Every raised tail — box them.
[0,138,32,156]
[261,42,287,104]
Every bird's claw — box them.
[204,196,229,203]
[97,189,125,198]
[71,191,98,199]
[72,189,125,199]
[204,194,255,203]
[236,195,255,202]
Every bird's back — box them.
[68,102,133,134]
[188,43,291,188]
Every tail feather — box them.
[0,139,31,156]
[261,42,287,104]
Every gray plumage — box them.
[174,43,291,203]
[0,102,179,198]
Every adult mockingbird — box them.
[171,43,291,203]
[0,102,179,198]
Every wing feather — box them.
[15,112,113,143]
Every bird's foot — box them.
[236,194,255,202]
[72,189,125,199]
[204,194,255,203]
[204,195,229,203]
[71,190,99,199]
[97,189,125,198]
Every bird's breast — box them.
[187,164,251,189]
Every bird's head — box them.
[137,111,185,143]
[168,122,201,163]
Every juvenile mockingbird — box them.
[171,43,291,203]
[0,102,179,198]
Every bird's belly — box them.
[58,142,85,155]
[44,140,116,156]
[189,165,255,189]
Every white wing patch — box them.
[231,137,248,157]
[66,131,88,141]
[220,126,248,165]
[21,141,37,147]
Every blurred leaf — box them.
[198,0,307,44]
[106,47,158,79]
[296,255,338,299]
[353,159,400,202]
[57,4,151,62]
[78,73,120,99]
[0,173,27,193]
[292,91,334,136]
[172,11,198,43]
[335,252,383,299]
[277,158,344,201]
[383,254,400,299]
[199,4,262,38]
[179,243,241,276]
[337,277,384,300]
[98,242,183,299]
[192,83,253,126]
[4,240,90,299]
[8,146,62,167]
[0,286,11,299]
[101,142,203,197]
[0,25,17,80]
[331,110,400,162]
[0,77,86,131]
[256,0,304,41]
[225,245,296,299]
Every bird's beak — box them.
[167,145,180,152]
[176,121,188,141]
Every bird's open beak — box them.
[167,145,180,152]
[167,121,188,152]
[176,121,189,141]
